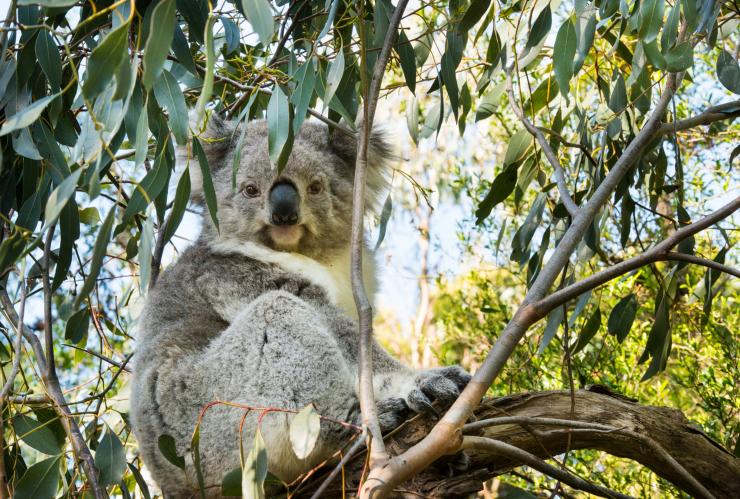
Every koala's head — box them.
[185,114,393,258]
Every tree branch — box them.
[505,72,579,217]
[40,226,107,499]
[461,436,635,499]
[0,271,26,402]
[304,389,736,498]
[533,196,740,316]
[352,0,410,472]
[657,99,740,135]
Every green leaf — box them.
[74,206,116,308]
[222,468,242,496]
[142,0,176,90]
[664,42,693,72]
[643,40,666,70]
[526,4,551,50]
[572,308,602,354]
[193,138,220,231]
[163,168,191,244]
[242,429,268,499]
[475,164,518,224]
[475,81,506,122]
[717,50,740,94]
[289,404,321,460]
[128,463,152,499]
[18,0,75,5]
[0,93,60,136]
[538,306,564,354]
[291,59,316,134]
[13,455,61,499]
[638,0,664,43]
[158,434,185,470]
[374,193,393,250]
[138,215,154,294]
[640,295,671,380]
[608,293,638,342]
[553,18,577,96]
[96,427,127,486]
[241,0,274,46]
[522,78,559,116]
[153,70,189,145]
[13,415,63,455]
[134,102,150,168]
[64,307,90,344]
[459,0,491,32]
[503,129,533,166]
[661,5,680,51]
[267,86,294,172]
[608,74,628,114]
[191,425,206,499]
[396,30,417,95]
[83,19,130,98]
[44,169,81,227]
[573,14,596,74]
[323,49,344,108]
[36,31,62,90]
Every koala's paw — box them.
[406,366,472,416]
[377,397,410,432]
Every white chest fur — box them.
[210,241,376,318]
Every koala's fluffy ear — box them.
[328,124,395,212]
[179,110,237,202]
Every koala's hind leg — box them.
[192,290,360,490]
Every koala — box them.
[130,115,471,497]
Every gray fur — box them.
[130,115,470,497]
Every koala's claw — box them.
[411,365,472,412]
[407,389,438,416]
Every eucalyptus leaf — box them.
[241,0,275,46]
[95,427,127,486]
[553,18,577,97]
[143,0,177,90]
[717,50,740,94]
[13,455,61,499]
[289,404,321,459]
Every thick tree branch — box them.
[304,389,737,498]
[506,72,579,217]
[657,99,740,135]
[352,0,410,470]
[461,436,635,499]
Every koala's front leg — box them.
[373,366,472,431]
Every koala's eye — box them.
[307,182,323,195]
[243,184,260,198]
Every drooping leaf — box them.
[36,31,62,90]
[13,455,61,499]
[553,18,577,96]
[374,193,393,250]
[242,429,268,499]
[289,404,321,459]
[163,168,192,244]
[503,129,533,166]
[222,468,242,496]
[83,18,131,98]
[664,42,693,72]
[138,215,154,294]
[538,306,564,354]
[153,70,189,145]
[191,425,206,499]
[638,0,664,43]
[128,463,152,499]
[95,428,127,486]
[525,4,551,50]
[396,30,417,95]
[291,59,316,134]
[13,415,63,455]
[459,0,491,32]
[119,149,171,230]
[717,50,740,94]
[142,0,177,90]
[608,293,638,343]
[44,169,81,227]
[241,0,274,46]
[475,81,506,122]
[573,13,596,74]
[266,86,294,173]
[323,50,344,108]
[64,307,90,344]
[193,138,220,231]
[475,164,518,224]
[158,434,185,470]
[74,206,116,308]
[0,93,60,136]
[639,294,671,380]
[572,308,602,354]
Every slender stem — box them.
[309,431,366,499]
[351,0,410,470]
[0,268,26,402]
[461,436,635,499]
[506,71,579,217]
[657,99,740,135]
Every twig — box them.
[309,431,367,499]
[40,225,107,499]
[461,436,635,499]
[0,0,16,51]
[0,269,26,402]
[352,0,410,473]
[657,99,740,135]
[505,71,579,217]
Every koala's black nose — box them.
[269,182,299,225]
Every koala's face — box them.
[190,118,390,258]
